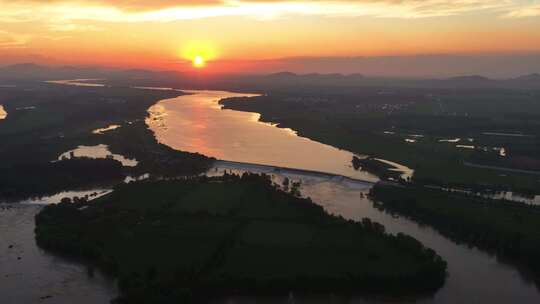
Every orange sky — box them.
[1,0,539,73]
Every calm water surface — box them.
[58,144,138,167]
[1,204,117,304]
[93,124,121,135]
[146,90,380,183]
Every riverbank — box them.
[464,161,540,176]
[213,160,376,185]
[371,183,540,285]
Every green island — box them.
[35,173,447,303]
[371,184,540,283]
[352,156,403,181]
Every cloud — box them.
[42,35,73,41]
[48,23,103,32]
[505,4,540,18]
[0,0,521,23]
[12,0,224,11]
[0,30,28,48]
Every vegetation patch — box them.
[371,184,540,284]
[35,173,447,303]
[352,156,402,181]
[0,85,212,201]
[0,158,123,202]
[220,88,540,193]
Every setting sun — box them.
[193,55,205,68]
[182,41,216,70]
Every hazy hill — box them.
[0,63,539,90]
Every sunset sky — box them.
[1,0,539,75]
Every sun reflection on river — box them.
[146,90,381,182]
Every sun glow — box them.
[193,55,205,68]
[182,41,217,69]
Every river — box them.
[3,84,539,303]
[1,204,117,304]
[146,90,381,183]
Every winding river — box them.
[146,90,380,183]
[3,84,540,303]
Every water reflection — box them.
[124,173,150,184]
[374,158,414,180]
[58,144,138,167]
[438,138,460,143]
[0,105,7,120]
[147,90,379,183]
[133,86,181,91]
[45,79,106,87]
[15,189,112,205]
[1,204,117,304]
[482,132,532,138]
[92,124,121,134]
[488,191,540,205]
[431,186,540,206]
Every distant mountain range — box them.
[0,63,539,90]
[0,63,180,82]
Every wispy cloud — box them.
[505,3,540,18]
[48,23,103,32]
[0,0,524,23]
[42,35,73,41]
[0,30,29,48]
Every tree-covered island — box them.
[36,173,447,303]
